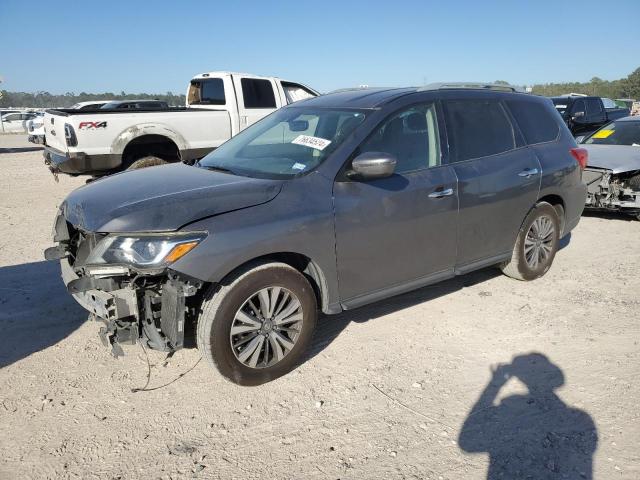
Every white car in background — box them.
[1,111,39,133]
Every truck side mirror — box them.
[572,111,585,121]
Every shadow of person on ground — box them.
[0,260,86,368]
[458,353,597,479]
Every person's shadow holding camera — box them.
[458,353,597,479]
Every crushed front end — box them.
[45,210,206,357]
[583,167,640,219]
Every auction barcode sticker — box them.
[292,135,332,151]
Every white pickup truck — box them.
[43,72,317,176]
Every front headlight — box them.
[85,232,206,269]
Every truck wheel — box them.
[501,202,560,281]
[197,262,317,386]
[126,156,167,170]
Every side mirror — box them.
[350,152,397,180]
[572,111,585,121]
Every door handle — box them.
[428,187,454,198]
[518,168,539,178]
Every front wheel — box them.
[197,262,317,386]
[501,202,560,281]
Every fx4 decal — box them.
[78,121,107,130]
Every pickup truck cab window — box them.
[586,98,603,115]
[188,78,226,105]
[570,99,586,116]
[241,78,277,109]
[198,107,366,178]
[355,103,441,173]
[444,99,516,162]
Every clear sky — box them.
[1,0,639,94]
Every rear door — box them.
[232,77,282,131]
[442,97,541,270]
[333,102,459,306]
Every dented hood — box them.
[62,163,283,232]
[583,144,640,174]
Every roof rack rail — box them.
[418,82,524,93]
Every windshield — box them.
[583,120,640,146]
[198,107,367,178]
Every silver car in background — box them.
[581,117,640,220]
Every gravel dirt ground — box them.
[0,134,638,479]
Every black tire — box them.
[126,156,167,170]
[501,202,560,281]
[196,262,317,386]
[628,174,640,190]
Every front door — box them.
[442,98,541,269]
[333,103,459,307]
[233,77,280,131]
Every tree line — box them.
[1,67,639,108]
[0,91,186,108]
[530,67,640,99]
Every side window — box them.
[506,100,559,145]
[4,113,20,121]
[571,99,586,115]
[241,78,277,109]
[444,100,515,162]
[357,103,441,173]
[586,98,603,116]
[281,82,316,104]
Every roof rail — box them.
[418,82,524,93]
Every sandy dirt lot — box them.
[0,134,638,479]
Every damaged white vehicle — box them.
[581,116,640,219]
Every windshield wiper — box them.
[200,164,236,175]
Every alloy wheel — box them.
[524,215,555,269]
[230,287,304,369]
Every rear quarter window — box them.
[506,100,559,145]
[444,99,516,162]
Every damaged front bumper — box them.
[46,237,204,358]
[583,167,640,217]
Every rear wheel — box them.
[196,262,317,386]
[126,156,167,170]
[501,202,560,281]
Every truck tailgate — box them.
[43,112,70,154]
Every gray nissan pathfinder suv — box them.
[46,84,588,385]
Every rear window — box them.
[507,100,559,145]
[444,100,516,162]
[188,78,226,105]
[241,78,277,109]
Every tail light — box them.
[570,147,588,170]
[64,123,77,147]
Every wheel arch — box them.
[217,252,330,314]
[112,124,187,164]
[537,194,566,235]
